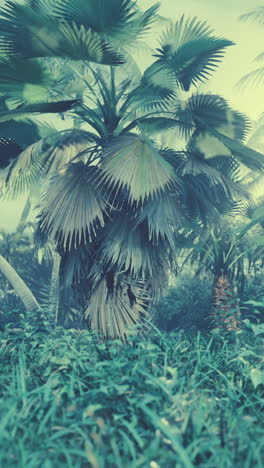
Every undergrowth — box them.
[0,317,263,468]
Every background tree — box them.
[1,1,264,337]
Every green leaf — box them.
[250,368,264,389]
[0,2,124,64]
[155,16,233,90]
[0,100,79,123]
[100,135,175,204]
[175,94,250,142]
[209,128,264,171]
[51,0,159,45]
[40,162,106,249]
[85,273,148,338]
[0,58,55,101]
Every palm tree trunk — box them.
[49,251,61,324]
[0,254,39,312]
[212,271,241,331]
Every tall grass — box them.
[0,318,263,467]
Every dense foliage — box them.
[0,316,263,468]
[1,0,264,337]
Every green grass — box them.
[0,321,263,468]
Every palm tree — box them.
[1,0,264,337]
[183,204,264,331]
[239,5,264,88]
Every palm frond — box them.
[136,116,180,135]
[0,1,124,64]
[100,135,175,204]
[123,62,176,113]
[85,273,148,339]
[40,162,106,250]
[135,191,185,248]
[50,0,159,45]
[240,6,264,25]
[238,66,264,89]
[99,214,169,280]
[0,99,79,123]
[0,58,55,101]
[155,16,233,90]
[3,130,98,196]
[2,139,44,197]
[175,94,251,141]
[209,128,264,171]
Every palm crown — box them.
[1,0,264,337]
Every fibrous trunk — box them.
[212,273,241,331]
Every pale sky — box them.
[0,0,263,231]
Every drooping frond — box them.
[181,153,248,200]
[175,94,251,141]
[3,130,97,196]
[135,190,185,248]
[0,1,124,64]
[1,139,44,197]
[209,128,264,171]
[85,273,148,339]
[98,215,169,280]
[0,99,79,123]
[100,135,175,204]
[40,162,106,249]
[155,16,234,90]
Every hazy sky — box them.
[0,0,263,231]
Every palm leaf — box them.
[240,6,264,25]
[0,99,79,123]
[155,16,233,90]
[209,128,264,171]
[0,1,124,64]
[40,162,106,250]
[85,273,148,339]
[100,135,175,204]
[135,191,184,248]
[1,139,44,197]
[0,58,55,101]
[51,0,159,45]
[175,94,251,141]
[98,214,169,284]
[238,66,264,89]
[3,130,97,196]
[124,62,176,112]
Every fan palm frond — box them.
[123,62,176,113]
[100,135,175,204]
[2,129,97,196]
[0,58,55,101]
[240,6,264,25]
[155,16,234,91]
[99,214,169,280]
[40,162,106,250]
[209,128,264,171]
[135,190,185,248]
[85,273,148,339]
[175,94,251,141]
[51,0,159,45]
[0,1,124,64]
[238,66,264,89]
